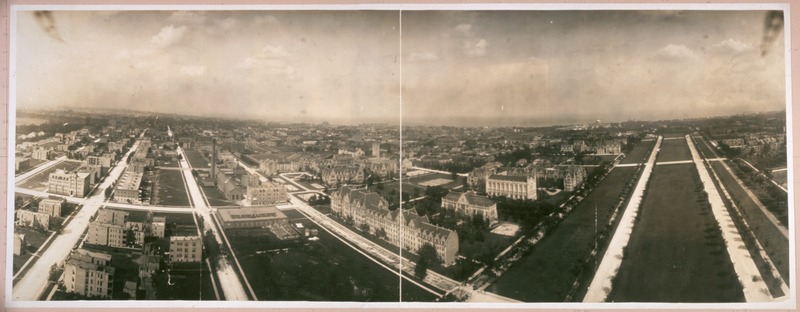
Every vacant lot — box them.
[229,209,436,302]
[618,140,654,165]
[710,161,790,282]
[17,160,84,191]
[656,138,692,163]
[154,169,191,206]
[487,166,639,302]
[607,164,744,302]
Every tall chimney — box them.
[211,138,217,180]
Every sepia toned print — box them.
[7,6,792,308]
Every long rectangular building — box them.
[441,191,498,225]
[331,187,459,266]
[215,206,289,229]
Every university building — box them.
[64,249,115,298]
[441,191,498,224]
[486,174,537,200]
[331,187,459,266]
[246,180,289,205]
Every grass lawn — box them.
[17,160,84,191]
[486,166,639,302]
[201,186,237,207]
[406,173,464,190]
[710,161,790,282]
[185,149,210,169]
[618,140,655,165]
[154,169,191,206]
[771,170,787,188]
[607,164,744,302]
[152,261,206,300]
[656,138,692,163]
[13,227,53,273]
[228,209,436,302]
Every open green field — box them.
[152,262,207,300]
[406,172,465,190]
[771,170,788,188]
[487,166,639,302]
[693,135,789,281]
[607,164,744,302]
[185,149,210,169]
[656,138,692,163]
[154,169,191,206]
[17,160,85,191]
[229,209,436,302]
[619,140,654,165]
[710,161,790,282]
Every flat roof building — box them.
[215,206,289,229]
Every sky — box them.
[15,9,786,126]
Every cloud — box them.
[656,44,698,60]
[253,15,280,26]
[454,23,472,35]
[180,65,206,77]
[408,52,438,62]
[168,11,206,24]
[464,38,488,57]
[237,45,291,69]
[150,25,188,48]
[712,38,754,54]
[214,17,239,30]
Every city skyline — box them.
[15,9,787,126]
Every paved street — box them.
[238,159,518,302]
[13,134,145,301]
[584,136,662,302]
[176,146,251,301]
[687,135,772,302]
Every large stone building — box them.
[486,174,537,200]
[246,181,288,206]
[169,236,202,263]
[63,249,115,298]
[48,169,91,197]
[321,165,364,186]
[331,187,459,266]
[562,165,587,192]
[215,206,289,229]
[38,197,66,217]
[467,162,502,190]
[441,191,498,224]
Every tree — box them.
[203,229,220,266]
[415,243,439,280]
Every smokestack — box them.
[211,138,217,180]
